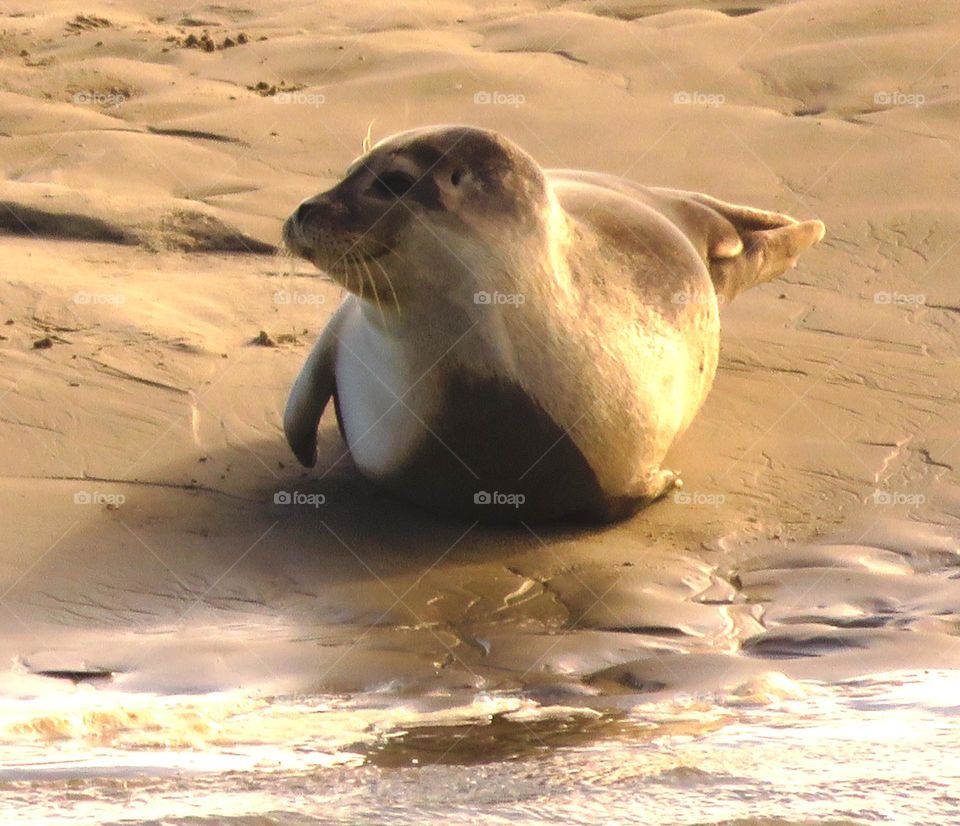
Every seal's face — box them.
[282,126,550,307]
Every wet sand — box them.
[2,0,959,823]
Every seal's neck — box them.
[540,189,578,303]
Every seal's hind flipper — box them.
[283,301,349,467]
[712,217,825,302]
[703,209,824,302]
[648,188,825,303]
[690,195,825,302]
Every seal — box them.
[281,125,824,522]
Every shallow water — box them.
[4,498,960,823]
[3,670,959,824]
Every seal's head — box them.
[283,126,553,308]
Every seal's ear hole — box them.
[450,170,463,186]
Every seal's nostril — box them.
[295,201,320,225]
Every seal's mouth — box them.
[282,212,400,308]
[281,215,315,262]
[282,215,391,270]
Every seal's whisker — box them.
[330,240,359,274]
[335,252,351,297]
[369,255,401,317]
[362,120,375,154]
[358,253,386,324]
[341,253,355,298]
[347,251,366,303]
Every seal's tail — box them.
[693,194,826,303]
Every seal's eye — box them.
[450,170,463,186]
[369,170,418,199]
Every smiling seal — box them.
[281,125,824,523]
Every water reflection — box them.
[3,671,959,824]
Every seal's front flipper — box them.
[585,467,682,524]
[633,467,681,504]
[649,188,825,303]
[283,303,347,468]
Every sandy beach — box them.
[2,1,960,823]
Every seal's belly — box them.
[333,320,616,522]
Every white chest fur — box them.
[333,308,441,479]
